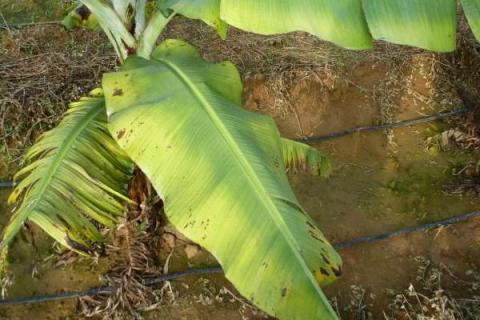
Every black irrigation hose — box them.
[333,209,480,250]
[0,181,15,188]
[299,107,470,143]
[0,267,224,306]
[1,209,479,306]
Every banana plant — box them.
[2,0,479,319]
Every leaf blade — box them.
[362,0,457,52]
[104,39,341,319]
[220,0,372,49]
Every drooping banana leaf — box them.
[363,0,457,52]
[463,0,480,41]
[219,0,477,52]
[103,39,342,320]
[158,0,228,39]
[2,92,133,255]
[220,0,373,50]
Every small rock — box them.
[441,131,450,148]
[164,225,189,242]
[162,233,176,250]
[184,244,201,259]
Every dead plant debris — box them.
[386,257,480,320]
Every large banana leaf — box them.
[220,0,372,50]
[2,92,133,254]
[219,0,476,52]
[363,0,457,52]
[103,39,341,319]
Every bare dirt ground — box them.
[1,4,480,320]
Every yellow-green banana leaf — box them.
[219,0,475,52]
[220,0,372,50]
[103,39,341,320]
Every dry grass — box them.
[0,25,116,177]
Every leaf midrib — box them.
[2,99,104,246]
[157,58,330,305]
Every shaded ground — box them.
[1,4,480,320]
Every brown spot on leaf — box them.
[281,288,288,297]
[117,129,126,139]
[321,254,330,265]
[309,231,324,243]
[319,267,330,277]
[331,266,342,277]
[113,88,124,96]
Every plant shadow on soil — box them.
[1,6,480,320]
